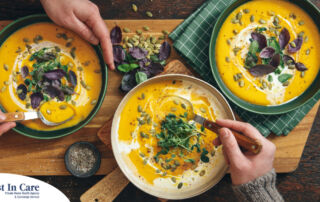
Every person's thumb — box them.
[0,113,5,122]
[219,128,246,166]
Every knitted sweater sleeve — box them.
[232,169,284,202]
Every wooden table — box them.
[1,0,320,201]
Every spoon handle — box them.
[3,112,25,122]
[203,120,262,154]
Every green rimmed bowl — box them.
[209,0,320,115]
[0,14,108,139]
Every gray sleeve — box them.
[232,169,284,202]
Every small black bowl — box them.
[64,141,101,178]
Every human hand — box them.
[215,119,276,185]
[0,111,16,136]
[40,0,115,70]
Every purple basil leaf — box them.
[283,55,296,65]
[44,86,62,99]
[129,47,148,60]
[68,70,77,86]
[158,41,171,60]
[249,64,276,77]
[17,84,27,101]
[30,92,43,109]
[295,62,308,71]
[288,36,303,53]
[21,66,29,78]
[279,28,290,49]
[259,47,275,58]
[269,53,280,67]
[58,91,65,101]
[120,72,137,92]
[251,32,267,50]
[110,26,122,45]
[113,45,126,63]
[145,63,164,77]
[44,69,66,80]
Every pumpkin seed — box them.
[156,169,161,173]
[158,35,165,40]
[66,42,72,47]
[3,64,8,71]
[181,103,186,109]
[236,12,242,20]
[301,71,305,78]
[233,74,239,81]
[306,49,310,55]
[231,18,239,24]
[25,103,31,109]
[173,100,179,105]
[200,108,206,113]
[3,81,9,85]
[142,26,150,32]
[243,9,250,13]
[268,83,273,90]
[162,30,169,35]
[80,80,87,88]
[132,4,138,12]
[71,100,77,106]
[262,81,267,89]
[136,30,142,35]
[94,69,101,74]
[70,47,76,59]
[139,152,145,158]
[233,30,238,35]
[137,118,145,125]
[225,57,230,63]
[288,64,295,69]
[199,170,206,176]
[239,80,245,87]
[259,19,266,24]
[211,150,216,157]
[290,41,296,48]
[1,86,6,93]
[304,36,309,42]
[275,25,282,29]
[59,105,67,110]
[138,105,143,112]
[126,43,133,48]
[282,81,290,86]
[268,11,275,16]
[227,39,231,45]
[298,21,305,26]
[77,66,84,71]
[123,28,131,33]
[91,99,97,105]
[146,11,153,18]
[17,89,23,95]
[289,13,296,19]
[140,132,149,138]
[250,15,255,22]
[171,177,176,183]
[171,107,177,112]
[233,47,241,55]
[141,93,145,99]
[46,109,51,115]
[177,182,183,189]
[298,31,305,37]
[162,171,167,176]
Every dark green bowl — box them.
[209,0,320,115]
[0,14,108,139]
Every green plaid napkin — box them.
[169,0,320,137]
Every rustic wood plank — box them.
[0,20,317,175]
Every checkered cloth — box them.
[169,0,320,137]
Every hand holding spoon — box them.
[161,96,262,154]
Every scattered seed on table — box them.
[123,28,131,33]
[143,26,150,31]
[162,30,169,35]
[146,11,153,18]
[132,4,138,12]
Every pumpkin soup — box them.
[0,23,102,131]
[215,0,320,105]
[116,79,227,191]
